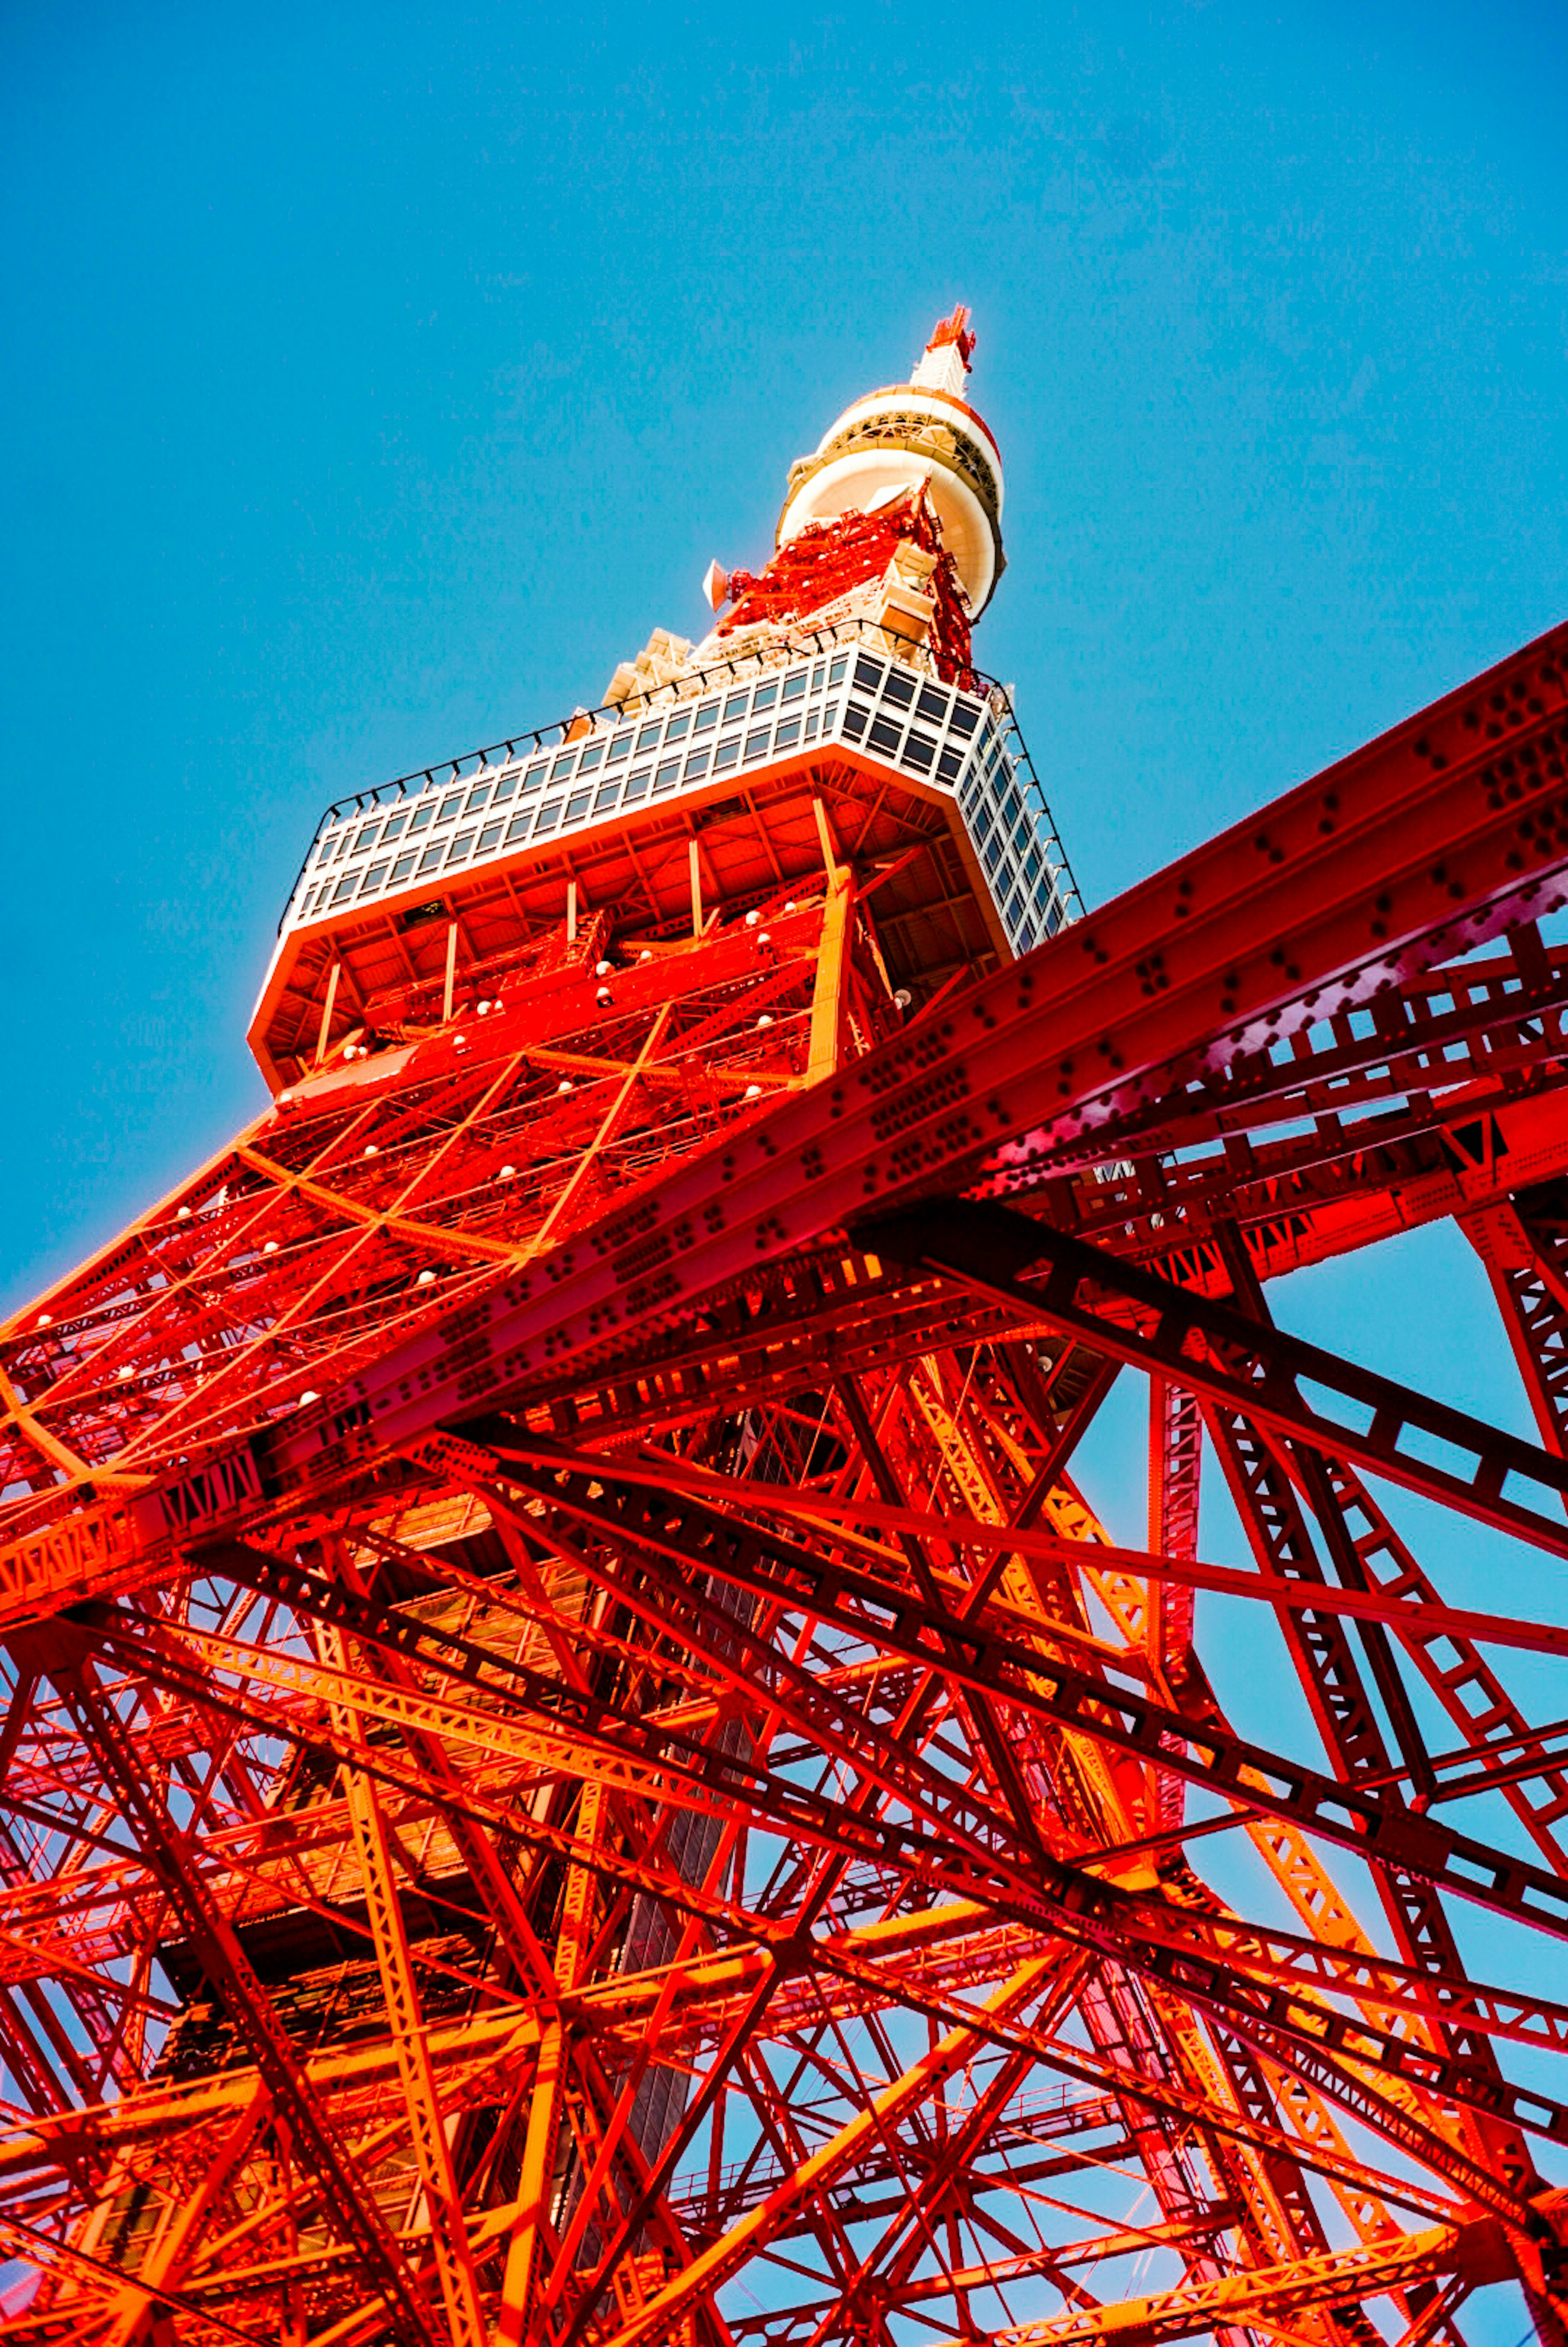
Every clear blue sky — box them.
[5,6,1568,2329]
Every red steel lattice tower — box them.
[4,307,1568,2345]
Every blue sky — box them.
[5,3,1568,2331]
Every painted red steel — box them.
[3,579,1568,2341]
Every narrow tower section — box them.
[250,311,1080,1096]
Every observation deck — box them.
[249,618,1081,1090]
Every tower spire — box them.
[910,301,976,397]
[773,304,1004,616]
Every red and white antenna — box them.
[910,302,976,397]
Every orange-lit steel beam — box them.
[317,1615,487,2347]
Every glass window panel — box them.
[868,716,901,754]
[938,745,963,780]
[535,798,563,834]
[382,810,409,840]
[504,812,531,844]
[477,820,503,852]
[854,655,884,692]
[417,844,444,875]
[593,783,619,813]
[744,727,769,758]
[828,655,849,685]
[882,667,914,708]
[364,859,390,891]
[635,723,662,753]
[331,874,358,904]
[521,762,546,794]
[448,830,475,862]
[550,752,576,782]
[437,794,462,823]
[972,803,994,843]
[410,803,435,833]
[565,789,591,821]
[578,742,604,774]
[782,670,807,702]
[391,850,417,881]
[606,730,633,764]
[949,701,980,738]
[684,746,710,780]
[753,680,778,712]
[916,685,949,725]
[804,710,820,743]
[463,783,491,814]
[666,711,692,743]
[492,773,518,805]
[1045,900,1063,937]
[713,736,739,772]
[654,758,680,792]
[775,715,800,749]
[694,700,718,732]
[624,771,650,804]
[354,823,379,852]
[842,703,868,742]
[723,691,748,721]
[903,733,935,771]
[1022,845,1042,884]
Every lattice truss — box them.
[3,623,1568,2347]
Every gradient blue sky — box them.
[4,8,1568,2326]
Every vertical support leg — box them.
[496,1780,606,2346]
[1464,1200,1568,1477]
[317,1619,486,2347]
[807,873,854,1086]
[442,918,459,1025]
[314,959,341,1066]
[1148,1377,1202,1829]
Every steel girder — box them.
[3,626,1568,2341]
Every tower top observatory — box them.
[776,304,1005,616]
[247,308,1077,1088]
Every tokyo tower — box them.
[6,303,1568,2345]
